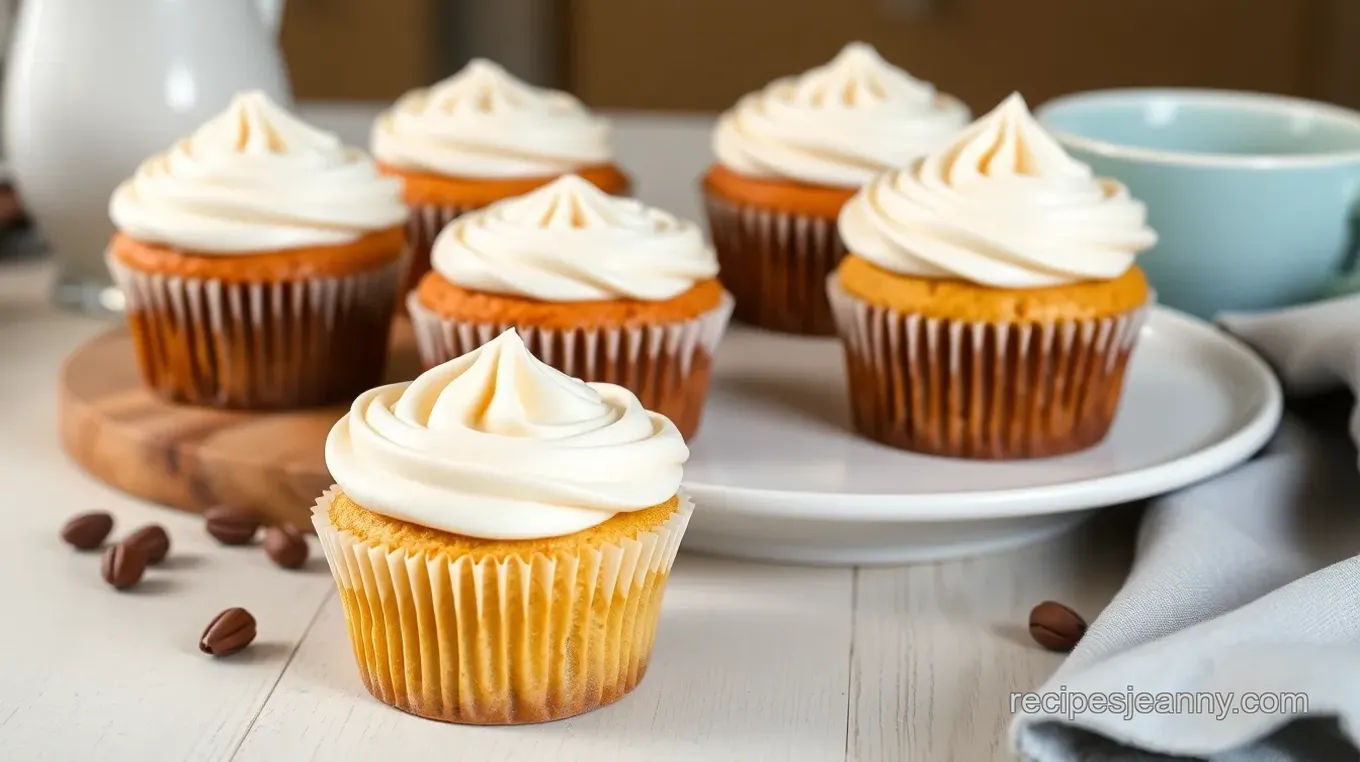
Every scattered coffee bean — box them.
[200,607,256,657]
[60,511,114,550]
[101,543,148,590]
[1029,600,1087,653]
[263,524,308,569]
[125,524,170,565]
[204,505,261,545]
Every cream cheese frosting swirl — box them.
[431,174,718,301]
[109,91,407,253]
[838,93,1158,287]
[325,329,688,540]
[713,42,970,188]
[371,59,613,178]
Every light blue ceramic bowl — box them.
[1036,89,1360,319]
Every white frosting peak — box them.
[109,91,407,253]
[712,42,970,187]
[838,92,1158,287]
[325,328,688,540]
[372,59,613,178]
[431,174,718,301]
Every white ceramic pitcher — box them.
[3,0,292,314]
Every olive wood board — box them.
[58,320,420,525]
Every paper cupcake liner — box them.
[704,192,846,336]
[401,203,476,298]
[107,252,403,409]
[826,275,1152,459]
[406,291,734,440]
[311,488,694,725]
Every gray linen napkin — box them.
[1010,294,1360,762]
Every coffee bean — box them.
[101,543,148,590]
[263,524,308,569]
[200,607,256,657]
[204,505,261,545]
[1029,601,1087,653]
[61,511,113,550]
[125,524,170,564]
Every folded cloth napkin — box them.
[1010,294,1360,762]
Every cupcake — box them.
[406,174,731,440]
[107,91,408,409]
[826,93,1158,459]
[315,328,693,724]
[703,42,969,335]
[372,59,631,296]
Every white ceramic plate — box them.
[680,307,1283,566]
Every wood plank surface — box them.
[232,559,856,762]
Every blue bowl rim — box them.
[1035,87,1360,168]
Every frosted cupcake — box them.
[372,59,631,295]
[107,91,408,409]
[827,93,1158,459]
[315,328,693,724]
[407,174,731,440]
[703,42,969,335]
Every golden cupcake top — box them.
[713,42,970,188]
[325,329,689,540]
[429,174,719,302]
[109,91,406,253]
[837,93,1158,289]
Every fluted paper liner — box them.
[826,275,1152,459]
[406,291,734,440]
[401,202,475,298]
[311,489,694,724]
[704,192,846,336]
[108,252,402,409]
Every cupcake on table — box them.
[406,174,732,440]
[107,91,408,409]
[827,93,1158,460]
[372,59,630,294]
[315,328,694,724]
[703,42,970,335]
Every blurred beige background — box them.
[280,0,1360,112]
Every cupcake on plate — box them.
[315,328,693,724]
[827,93,1158,459]
[703,42,969,336]
[372,59,631,295]
[406,174,731,440]
[107,91,408,409]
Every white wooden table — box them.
[0,107,1137,762]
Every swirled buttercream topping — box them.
[838,92,1157,287]
[325,329,689,540]
[110,91,406,252]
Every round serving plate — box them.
[680,307,1283,566]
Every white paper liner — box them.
[311,488,694,724]
[826,274,1153,459]
[704,193,846,335]
[405,290,734,439]
[107,251,403,408]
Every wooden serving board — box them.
[58,320,421,526]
